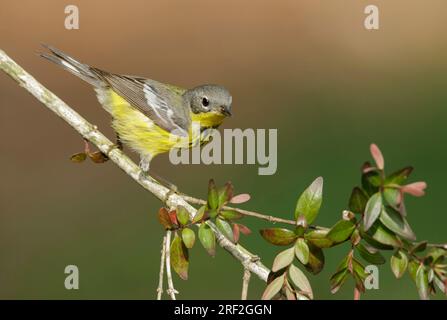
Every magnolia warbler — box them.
[40,45,232,172]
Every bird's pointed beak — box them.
[220,105,232,117]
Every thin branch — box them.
[165,231,178,300]
[0,50,270,283]
[182,194,328,231]
[241,267,251,300]
[156,235,167,300]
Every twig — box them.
[165,231,178,300]
[241,267,251,300]
[156,235,167,300]
[182,194,328,230]
[183,194,296,225]
[0,50,270,283]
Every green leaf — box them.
[327,220,355,244]
[426,247,446,264]
[295,177,323,224]
[218,182,233,206]
[260,228,297,246]
[360,230,394,250]
[198,223,216,256]
[192,206,206,224]
[304,229,334,248]
[304,243,325,275]
[408,259,419,282]
[261,273,285,300]
[385,166,413,185]
[216,218,234,243]
[295,238,309,265]
[349,187,369,214]
[289,264,313,299]
[181,228,196,249]
[70,152,87,163]
[362,169,381,196]
[416,264,429,300]
[411,241,428,254]
[367,223,402,248]
[170,234,189,280]
[158,208,173,230]
[330,268,349,294]
[379,207,416,241]
[363,192,382,231]
[208,179,219,210]
[219,210,243,220]
[352,258,368,292]
[382,188,401,209]
[208,208,218,219]
[272,247,295,272]
[176,206,189,226]
[357,243,386,265]
[390,250,408,279]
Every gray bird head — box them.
[184,84,232,117]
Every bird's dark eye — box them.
[202,97,210,107]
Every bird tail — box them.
[40,44,103,87]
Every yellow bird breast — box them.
[96,89,225,158]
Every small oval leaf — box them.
[327,220,355,244]
[198,223,216,257]
[176,206,190,226]
[181,228,196,249]
[230,193,251,204]
[261,274,285,300]
[272,247,295,272]
[219,210,243,220]
[170,234,189,280]
[356,243,386,265]
[70,152,87,163]
[295,177,323,224]
[289,264,313,299]
[390,250,408,279]
[260,228,297,246]
[363,192,382,231]
[416,264,429,300]
[295,238,310,265]
[207,179,219,210]
[216,218,234,243]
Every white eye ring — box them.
[201,96,210,110]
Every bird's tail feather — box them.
[40,44,103,87]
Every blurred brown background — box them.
[1,0,447,299]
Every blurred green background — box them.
[1,0,446,299]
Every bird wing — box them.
[92,69,191,136]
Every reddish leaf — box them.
[237,223,252,235]
[158,208,173,230]
[88,151,108,163]
[260,228,297,246]
[233,223,240,243]
[230,193,251,204]
[370,144,384,170]
[169,210,179,226]
[402,182,427,197]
